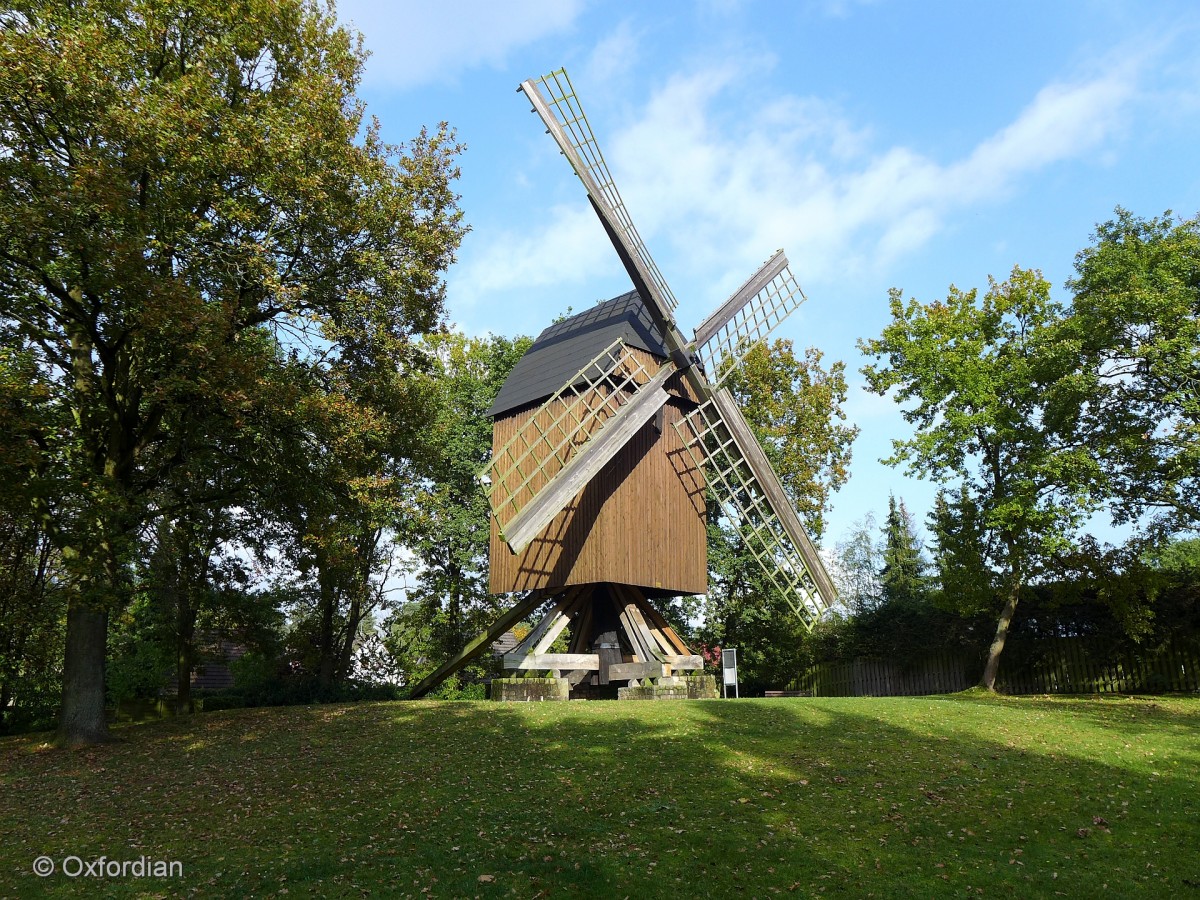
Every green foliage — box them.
[105,594,175,707]
[0,528,64,733]
[879,494,927,607]
[0,0,465,740]
[723,340,858,540]
[929,486,997,618]
[860,268,1099,684]
[860,268,1094,564]
[424,667,488,701]
[390,331,530,671]
[1147,537,1200,577]
[1066,209,1200,533]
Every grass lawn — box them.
[1,693,1197,898]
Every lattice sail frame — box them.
[675,402,827,628]
[524,69,678,313]
[481,338,662,538]
[697,261,809,386]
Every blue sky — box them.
[337,0,1200,550]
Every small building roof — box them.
[487,290,669,419]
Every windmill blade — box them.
[694,249,809,386]
[675,388,838,627]
[483,338,676,554]
[519,69,678,328]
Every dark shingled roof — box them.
[487,290,669,418]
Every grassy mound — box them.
[2,694,1197,897]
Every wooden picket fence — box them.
[795,652,977,698]
[995,635,1200,695]
[792,636,1200,698]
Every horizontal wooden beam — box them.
[503,652,599,670]
[663,654,704,671]
[608,661,668,681]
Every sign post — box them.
[721,648,739,699]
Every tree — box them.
[0,0,465,744]
[879,494,926,608]
[928,486,996,619]
[276,362,430,694]
[390,331,530,681]
[703,339,857,688]
[832,512,882,614]
[723,340,858,539]
[1065,209,1200,535]
[0,345,67,731]
[860,268,1096,689]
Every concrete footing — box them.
[490,677,570,701]
[617,674,719,700]
[491,673,719,701]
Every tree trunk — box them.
[176,604,196,715]
[56,603,112,747]
[317,568,336,692]
[980,577,1021,691]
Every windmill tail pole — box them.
[406,590,547,700]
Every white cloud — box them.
[948,74,1134,196]
[456,203,613,304]
[454,60,1137,310]
[582,20,640,87]
[337,0,585,88]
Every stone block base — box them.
[618,674,718,701]
[490,677,570,702]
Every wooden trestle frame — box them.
[406,584,701,699]
[500,584,702,687]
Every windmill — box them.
[408,69,837,699]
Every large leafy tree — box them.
[390,332,529,680]
[1065,209,1200,535]
[278,363,431,693]
[703,340,857,688]
[0,0,464,744]
[860,268,1096,689]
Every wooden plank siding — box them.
[488,350,706,594]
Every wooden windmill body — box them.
[408,69,839,700]
[487,293,706,597]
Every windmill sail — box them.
[677,388,838,626]
[519,69,679,328]
[483,338,673,554]
[513,66,837,623]
[693,250,810,386]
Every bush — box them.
[423,666,488,701]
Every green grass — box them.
[2,694,1198,898]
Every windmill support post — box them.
[406,590,546,700]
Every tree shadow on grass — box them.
[0,696,1197,898]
